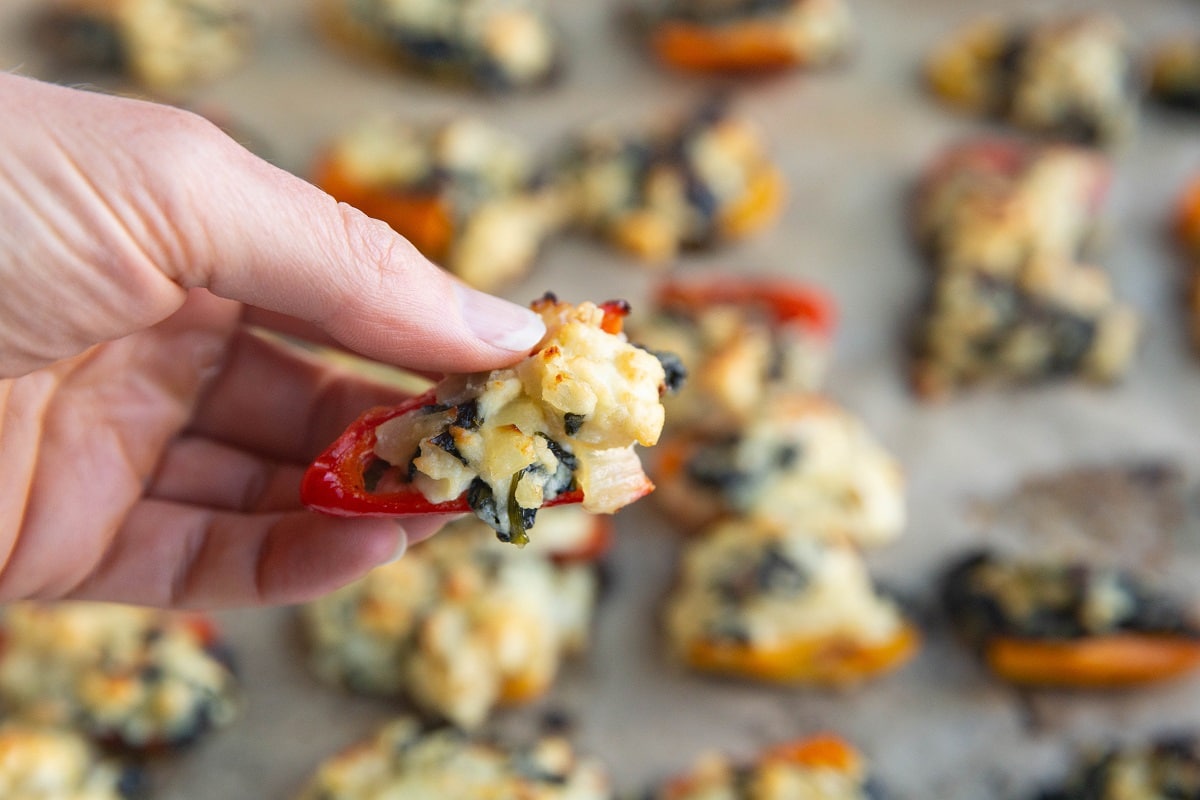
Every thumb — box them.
[5,74,545,375]
[171,139,549,373]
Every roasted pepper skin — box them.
[654,277,836,340]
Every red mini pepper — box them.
[653,276,837,340]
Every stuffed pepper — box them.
[942,550,1200,687]
[316,0,561,91]
[557,100,785,264]
[0,602,239,751]
[313,116,563,291]
[652,394,905,547]
[924,13,1138,146]
[631,276,835,433]
[641,0,854,75]
[302,293,683,546]
[301,510,602,730]
[665,517,918,685]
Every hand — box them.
[0,73,546,609]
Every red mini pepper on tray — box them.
[653,276,837,340]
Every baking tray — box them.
[3,1,1200,797]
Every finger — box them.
[402,514,464,548]
[147,436,306,513]
[66,500,407,608]
[188,326,415,462]
[3,74,545,376]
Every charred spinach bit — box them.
[454,400,480,430]
[686,437,749,492]
[362,457,390,492]
[405,447,422,481]
[635,343,688,394]
[429,430,469,466]
[467,479,501,532]
[506,469,537,546]
[538,434,579,472]
[563,412,585,436]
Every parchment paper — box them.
[3,1,1200,797]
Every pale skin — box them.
[0,73,547,609]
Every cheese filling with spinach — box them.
[321,0,559,90]
[666,518,906,657]
[911,141,1138,397]
[664,395,905,547]
[0,722,140,800]
[37,0,250,91]
[1040,736,1200,800]
[942,551,1200,650]
[322,116,563,290]
[0,603,239,751]
[371,294,674,545]
[557,101,782,263]
[302,511,597,730]
[915,144,1108,276]
[925,13,1137,146]
[296,717,611,800]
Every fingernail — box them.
[455,285,545,352]
[384,524,408,564]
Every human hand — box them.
[0,73,546,609]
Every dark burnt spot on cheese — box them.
[633,344,688,395]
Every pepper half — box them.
[654,276,837,341]
[301,391,586,518]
